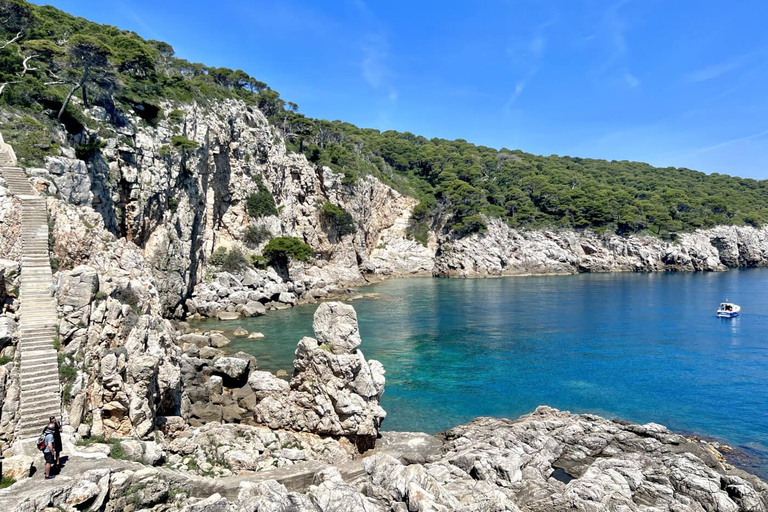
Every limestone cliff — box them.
[435,218,768,277]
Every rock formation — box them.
[253,302,386,445]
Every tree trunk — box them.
[58,82,81,122]
[58,68,90,123]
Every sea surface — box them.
[201,269,768,478]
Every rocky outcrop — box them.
[253,302,386,445]
[16,101,432,319]
[435,218,768,277]
[2,407,766,511]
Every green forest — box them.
[1,0,767,241]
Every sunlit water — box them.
[194,269,768,478]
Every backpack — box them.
[36,432,46,451]
[36,429,51,451]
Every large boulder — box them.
[313,302,361,354]
[57,265,99,308]
[213,356,250,384]
[253,302,385,443]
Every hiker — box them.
[50,415,63,467]
[42,422,55,479]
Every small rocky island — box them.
[0,302,765,511]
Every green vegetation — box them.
[58,362,77,381]
[320,202,356,236]
[74,435,127,459]
[0,355,12,365]
[242,225,271,247]
[0,476,15,489]
[209,246,248,272]
[246,178,278,218]
[75,434,106,446]
[2,0,767,239]
[170,135,198,152]
[262,237,314,264]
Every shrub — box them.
[209,246,228,266]
[75,139,108,160]
[75,435,106,447]
[243,225,271,247]
[262,237,313,264]
[246,178,278,218]
[209,246,248,272]
[167,109,185,124]
[114,285,140,307]
[0,476,15,489]
[320,202,356,236]
[222,247,248,272]
[0,355,12,365]
[59,364,77,383]
[170,135,199,151]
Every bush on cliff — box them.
[246,179,278,218]
[243,225,271,247]
[209,246,248,272]
[320,202,356,237]
[262,237,313,264]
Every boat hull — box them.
[717,311,739,318]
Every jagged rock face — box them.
[253,302,386,443]
[435,217,768,277]
[22,100,433,317]
[0,185,22,263]
[53,205,183,439]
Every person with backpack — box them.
[50,415,63,467]
[40,422,56,479]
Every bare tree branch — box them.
[0,30,23,50]
[0,81,20,97]
[20,54,38,76]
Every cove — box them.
[202,269,768,478]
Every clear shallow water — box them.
[201,270,768,478]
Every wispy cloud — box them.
[623,72,640,88]
[350,0,399,103]
[692,128,768,154]
[683,55,749,84]
[599,0,639,89]
[503,13,558,112]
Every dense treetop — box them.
[1,0,767,240]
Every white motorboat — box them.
[716,301,740,318]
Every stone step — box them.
[20,371,58,388]
[20,380,61,395]
[21,343,56,353]
[18,401,61,419]
[20,352,58,365]
[20,386,60,401]
[20,361,58,374]
[17,407,62,428]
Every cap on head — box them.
[49,416,55,420]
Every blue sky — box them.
[35,0,768,179]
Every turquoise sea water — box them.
[206,270,768,478]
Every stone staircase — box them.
[0,141,62,439]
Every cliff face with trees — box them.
[1,0,768,319]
